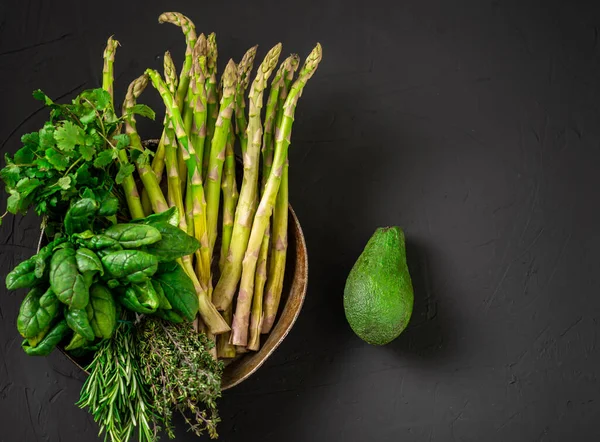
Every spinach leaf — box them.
[154,263,198,321]
[17,287,60,340]
[101,250,158,284]
[50,248,89,309]
[22,319,70,356]
[6,257,37,290]
[151,280,172,310]
[142,221,199,262]
[34,237,66,278]
[64,333,90,351]
[97,194,119,217]
[75,247,103,275]
[65,307,95,341]
[116,284,159,314]
[64,198,99,235]
[132,206,178,226]
[103,224,162,248]
[86,284,117,339]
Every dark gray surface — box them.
[1,0,599,441]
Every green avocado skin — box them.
[344,227,414,345]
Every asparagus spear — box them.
[212,43,282,311]
[202,33,219,180]
[158,12,197,110]
[122,74,170,214]
[190,36,209,176]
[146,68,229,335]
[101,37,144,219]
[217,126,239,358]
[205,60,237,256]
[261,56,300,334]
[245,59,287,350]
[231,44,322,346]
[102,36,118,102]
[234,46,258,155]
[219,126,239,271]
[141,51,179,215]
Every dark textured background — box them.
[1,1,599,441]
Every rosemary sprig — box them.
[77,321,159,442]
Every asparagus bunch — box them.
[111,11,321,359]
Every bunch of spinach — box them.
[6,201,201,357]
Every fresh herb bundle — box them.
[138,317,223,439]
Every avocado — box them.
[344,227,414,345]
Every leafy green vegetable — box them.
[65,308,95,342]
[6,258,37,290]
[132,206,178,226]
[142,221,199,262]
[50,248,89,309]
[22,319,70,356]
[64,333,90,351]
[64,198,99,236]
[154,263,198,321]
[103,224,162,248]
[116,282,159,314]
[101,250,158,284]
[151,280,172,310]
[75,248,103,275]
[86,284,117,339]
[34,238,66,278]
[17,287,60,340]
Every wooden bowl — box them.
[58,141,309,390]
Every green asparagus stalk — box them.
[212,43,282,311]
[142,50,179,215]
[234,46,258,155]
[202,33,219,180]
[216,306,236,358]
[101,37,144,219]
[246,57,296,350]
[146,68,230,335]
[205,59,237,256]
[190,36,209,175]
[217,125,239,359]
[164,123,187,231]
[122,74,170,214]
[261,56,299,334]
[231,44,322,346]
[102,36,118,102]
[158,12,197,110]
[219,126,239,271]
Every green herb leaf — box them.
[113,134,130,150]
[32,89,54,106]
[46,148,70,170]
[54,121,85,152]
[93,149,116,168]
[57,176,72,190]
[115,163,135,185]
[128,104,156,120]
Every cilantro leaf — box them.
[0,164,21,188]
[127,104,156,121]
[115,163,135,184]
[14,145,35,164]
[7,190,21,214]
[32,89,54,106]
[93,150,117,168]
[54,121,85,151]
[79,144,95,161]
[58,176,72,190]
[46,148,70,170]
[21,132,39,146]
[92,89,111,110]
[113,134,130,150]
[39,124,56,149]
